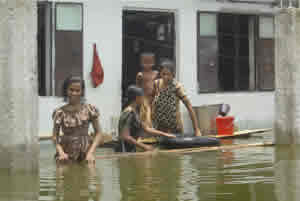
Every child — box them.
[52,76,103,165]
[116,85,175,152]
[152,59,202,136]
[136,52,159,128]
[136,52,159,102]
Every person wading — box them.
[116,85,176,152]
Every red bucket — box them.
[216,116,235,135]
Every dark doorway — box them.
[37,2,53,96]
[122,10,176,108]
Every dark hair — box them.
[126,85,144,105]
[159,58,175,75]
[62,76,86,102]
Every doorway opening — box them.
[122,10,176,108]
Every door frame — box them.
[197,11,219,93]
[122,7,179,79]
[121,8,179,108]
[54,2,84,96]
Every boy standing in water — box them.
[135,52,159,127]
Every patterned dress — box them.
[52,104,100,162]
[116,106,143,152]
[152,79,187,133]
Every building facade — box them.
[37,0,279,137]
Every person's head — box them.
[127,85,144,106]
[62,76,85,104]
[140,52,155,70]
[159,58,175,84]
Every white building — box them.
[37,0,281,137]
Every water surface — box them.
[36,133,282,201]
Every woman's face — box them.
[160,67,173,84]
[67,82,82,104]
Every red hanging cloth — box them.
[91,43,104,87]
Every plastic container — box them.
[193,104,222,135]
[216,116,235,135]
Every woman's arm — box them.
[121,127,153,151]
[52,124,68,160]
[143,125,176,138]
[86,118,103,157]
[182,97,202,136]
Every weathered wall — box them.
[274,145,300,201]
[0,0,39,172]
[274,8,300,144]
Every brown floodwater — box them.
[2,132,300,201]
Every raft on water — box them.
[159,133,220,149]
[138,128,272,145]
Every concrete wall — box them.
[38,0,276,137]
[0,0,39,172]
[274,8,300,144]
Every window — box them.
[197,13,274,93]
[199,13,217,37]
[257,16,275,91]
[197,13,218,93]
[56,4,83,31]
[259,16,274,39]
[37,2,83,96]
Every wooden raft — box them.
[95,141,274,160]
[208,128,272,139]
[138,128,272,144]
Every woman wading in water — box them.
[52,76,103,165]
[116,85,176,152]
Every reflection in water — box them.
[182,152,218,201]
[38,134,279,201]
[215,146,275,201]
[275,145,300,201]
[220,139,235,165]
[0,171,39,201]
[55,164,101,201]
[118,154,181,201]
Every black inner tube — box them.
[159,133,220,149]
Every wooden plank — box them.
[209,128,272,139]
[137,128,272,144]
[38,133,114,143]
[38,128,272,141]
[39,136,53,141]
[95,142,274,160]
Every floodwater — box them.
[1,132,300,201]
